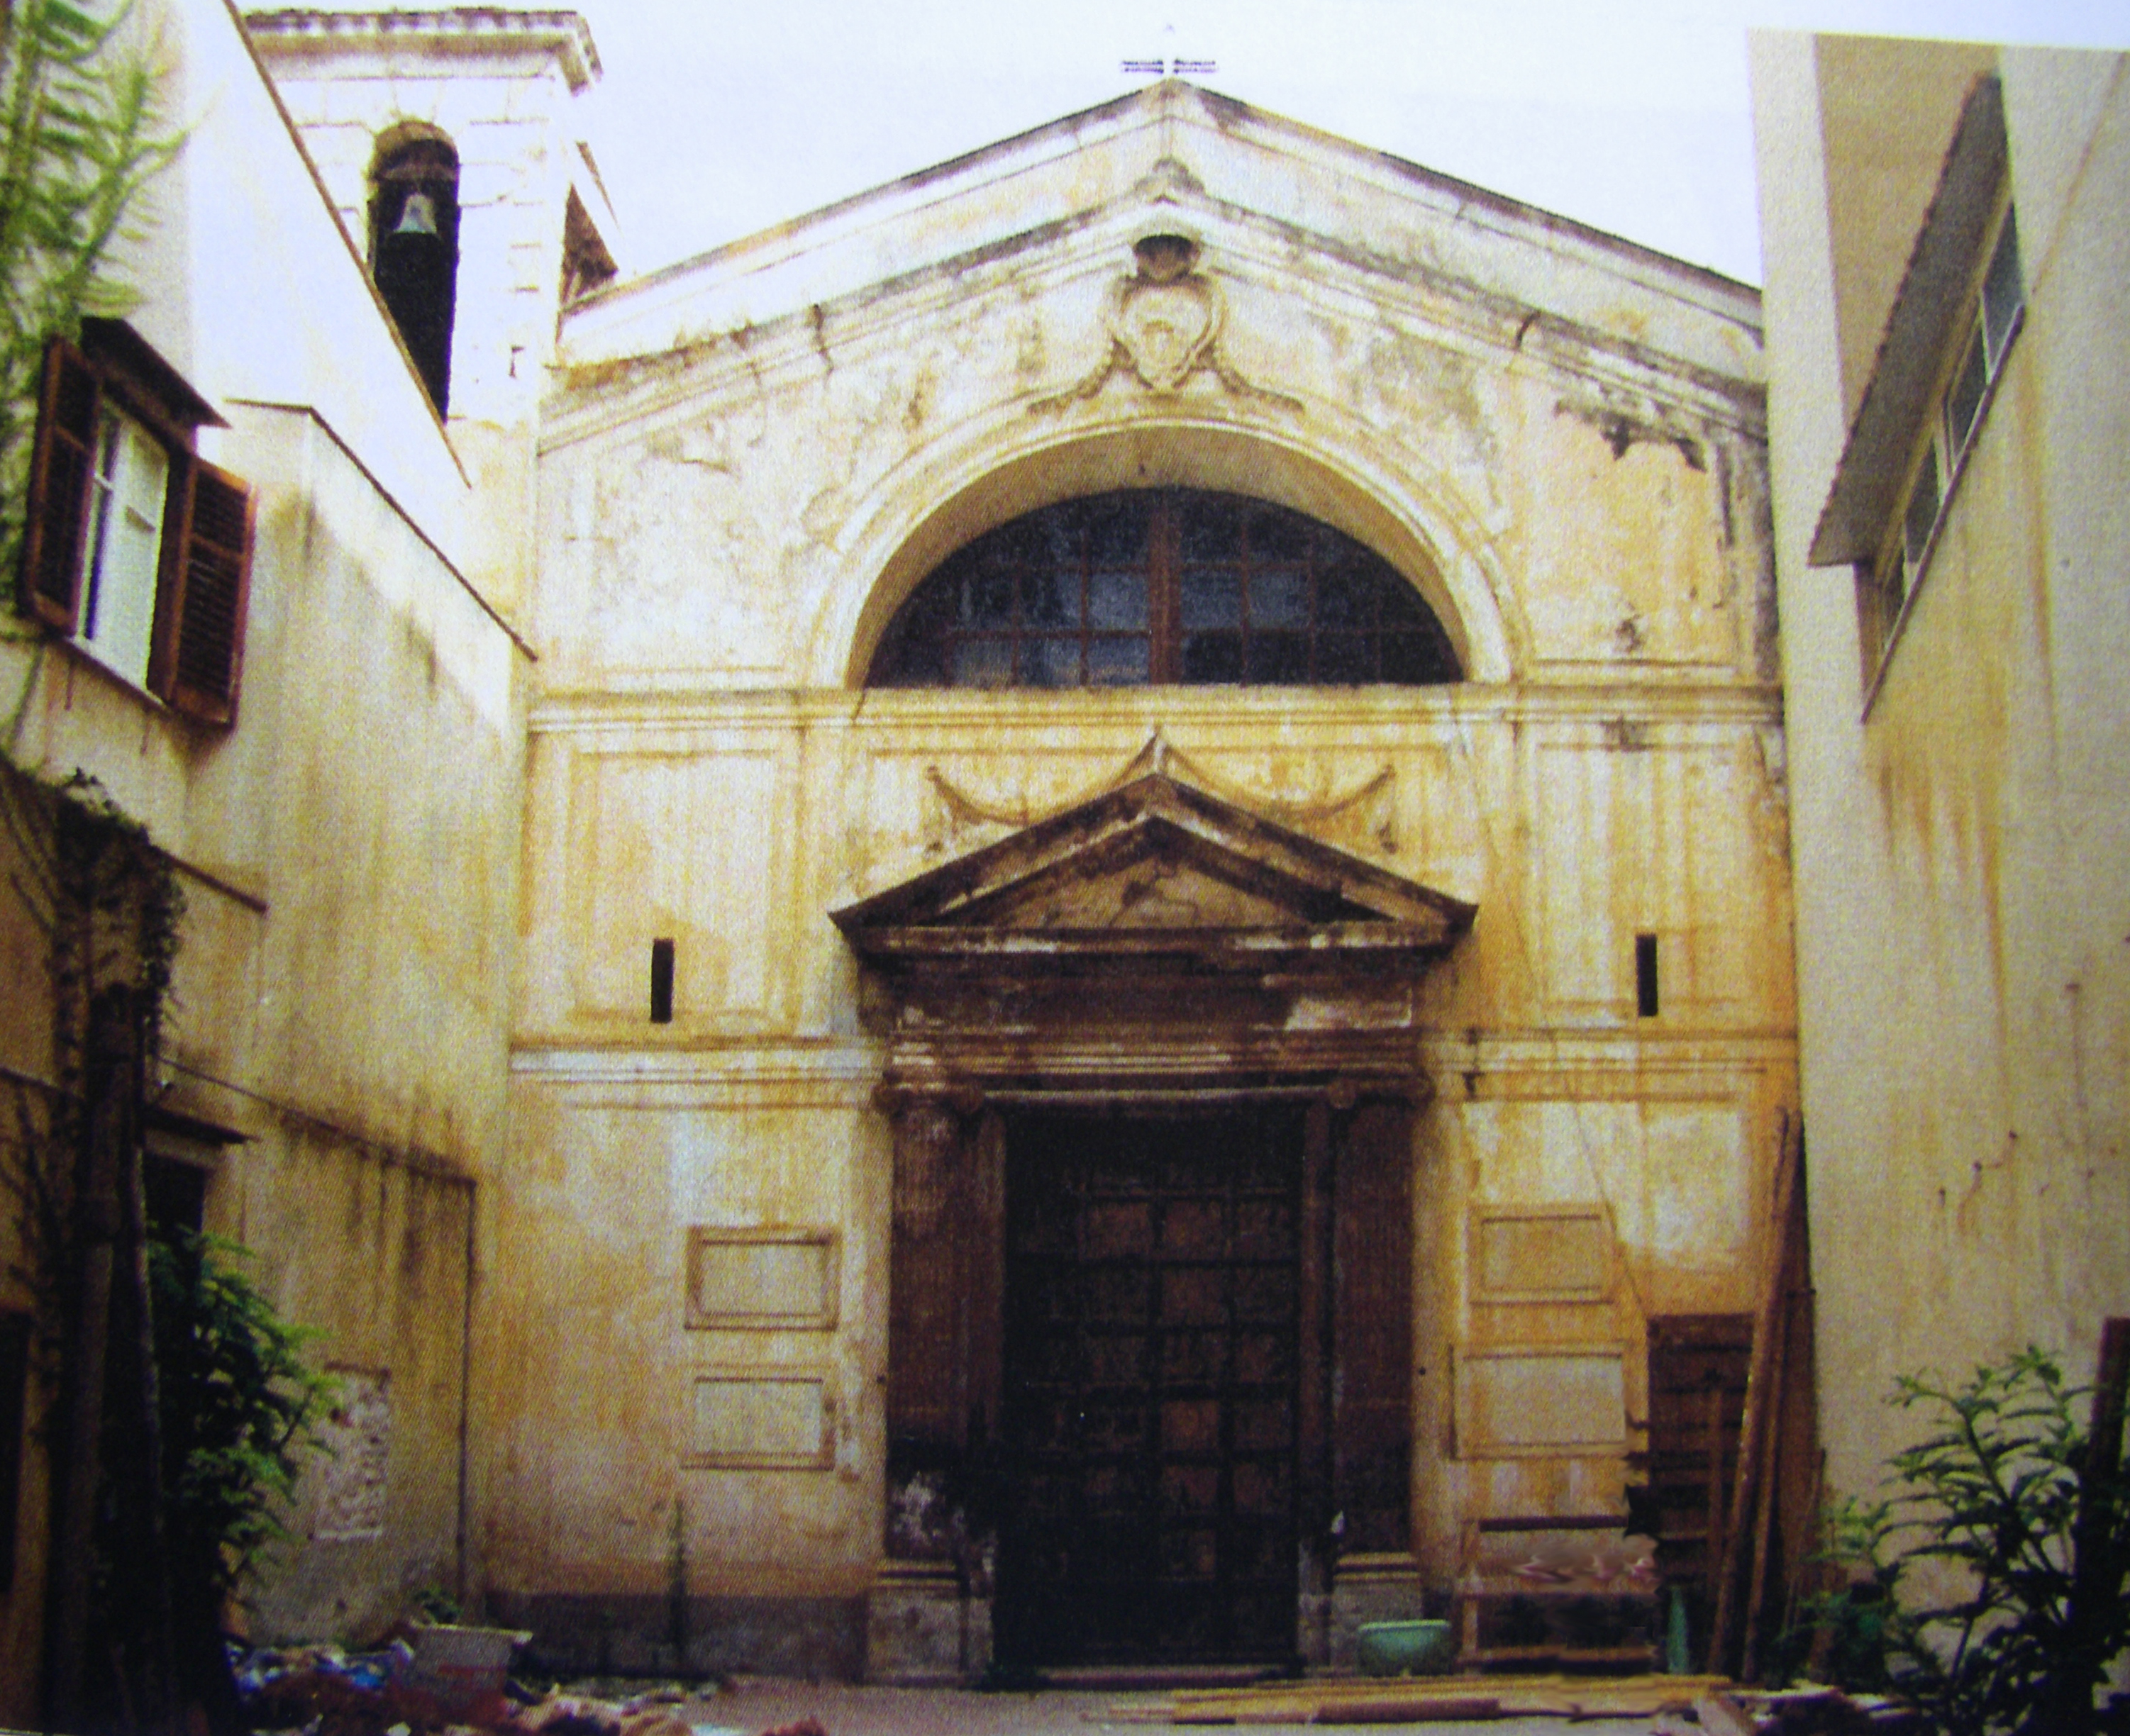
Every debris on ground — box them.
[1119,1673,1731,1723]
[1651,1686,1924,1733]
[1119,1673,1926,1727]
[231,1642,723,1736]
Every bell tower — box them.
[243,8,622,618]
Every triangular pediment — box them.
[832,770,1472,976]
[557,81,1755,389]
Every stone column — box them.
[872,1089,996,1683]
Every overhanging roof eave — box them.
[1807,74,2006,569]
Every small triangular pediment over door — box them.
[832,771,1474,1098]
[833,770,1472,975]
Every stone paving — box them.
[689,1678,1643,1736]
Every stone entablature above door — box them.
[831,758,1475,1105]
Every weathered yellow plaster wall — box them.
[1814,35,2000,423]
[0,0,534,1680]
[500,83,1795,1661]
[1754,32,2130,1505]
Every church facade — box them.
[499,77,1792,1673]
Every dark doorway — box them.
[994,1108,1305,1666]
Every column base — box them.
[1329,1552,1426,1674]
[865,1560,991,1684]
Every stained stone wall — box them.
[494,82,1795,1672]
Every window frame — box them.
[1856,194,2025,703]
[18,326,255,726]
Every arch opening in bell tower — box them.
[367,126,461,416]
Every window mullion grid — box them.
[1302,529,1323,684]
[1074,516,1092,687]
[1862,203,2025,709]
[1150,492,1181,684]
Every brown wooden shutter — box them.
[1333,1101,1414,1554]
[19,339,101,631]
[150,455,253,725]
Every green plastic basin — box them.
[1355,1617,1455,1676]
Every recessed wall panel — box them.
[684,1372,836,1469]
[1456,1345,1626,1457]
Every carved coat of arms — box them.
[1032,233,1298,412]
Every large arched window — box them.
[368,129,461,416]
[868,490,1460,689]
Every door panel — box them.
[996,1109,1304,1665]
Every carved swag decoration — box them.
[1031,233,1300,413]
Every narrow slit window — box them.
[650,937,675,1024]
[1635,933,1660,1018]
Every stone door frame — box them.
[836,768,1470,1679]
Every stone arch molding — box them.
[809,402,1526,689]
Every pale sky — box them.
[561,0,2130,287]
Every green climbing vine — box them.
[0,0,178,589]
[149,1229,339,1611]
[0,761,182,1360]
[1,758,337,1728]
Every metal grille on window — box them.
[869,489,1459,689]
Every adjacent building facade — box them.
[1752,33,2130,1509]
[0,5,614,1715]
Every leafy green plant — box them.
[412,1583,465,1625]
[148,1229,338,1606]
[1799,1348,2130,1735]
[0,0,177,581]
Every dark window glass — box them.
[1247,632,1309,684]
[1182,633,1244,683]
[1250,567,1307,628]
[1180,568,1241,629]
[1946,325,1989,457]
[1089,567,1146,630]
[1089,638,1150,686]
[1982,208,2023,365]
[1903,445,1943,569]
[868,489,1460,689]
[1320,633,1374,684]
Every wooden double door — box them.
[994,1110,1306,1664]
[884,1096,1413,1670]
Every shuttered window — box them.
[17,333,254,725]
